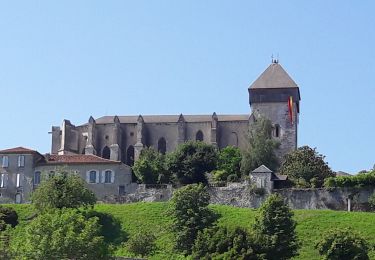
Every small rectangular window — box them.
[34,172,41,185]
[18,155,25,168]
[89,171,96,183]
[16,173,21,188]
[104,170,112,183]
[2,156,9,168]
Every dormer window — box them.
[18,155,25,168]
[2,156,8,168]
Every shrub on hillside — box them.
[253,193,299,260]
[0,206,18,231]
[31,171,96,212]
[215,146,242,181]
[168,184,218,255]
[126,231,156,257]
[132,147,170,184]
[280,146,334,188]
[166,141,218,184]
[9,209,110,259]
[324,170,375,188]
[192,226,263,259]
[315,228,369,260]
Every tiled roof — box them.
[249,63,298,89]
[0,146,38,154]
[252,165,273,173]
[42,154,121,165]
[95,114,250,124]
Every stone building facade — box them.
[0,147,132,203]
[51,61,301,166]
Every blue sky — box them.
[0,1,374,173]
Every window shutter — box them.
[111,171,115,183]
[86,171,90,183]
[96,171,100,183]
[101,171,105,183]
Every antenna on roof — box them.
[271,54,278,64]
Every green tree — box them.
[0,206,18,231]
[31,171,96,212]
[132,147,169,184]
[192,226,263,259]
[241,117,279,175]
[280,146,334,188]
[214,146,242,181]
[254,194,299,260]
[315,228,369,260]
[166,141,218,184]
[9,209,109,260]
[168,184,217,255]
[126,231,157,257]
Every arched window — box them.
[102,146,110,159]
[89,170,97,183]
[158,137,166,154]
[196,130,204,141]
[275,124,280,138]
[34,171,41,185]
[127,145,135,166]
[82,148,85,154]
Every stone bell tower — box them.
[248,60,301,159]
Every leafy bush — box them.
[254,193,299,260]
[0,206,18,231]
[31,171,96,212]
[126,231,156,257]
[192,226,262,259]
[216,146,242,180]
[369,192,375,210]
[166,141,218,184]
[324,170,375,188]
[280,146,334,188]
[241,117,280,175]
[168,184,218,255]
[9,209,109,260]
[132,147,170,184]
[315,228,369,260]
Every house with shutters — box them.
[0,147,132,204]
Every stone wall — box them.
[113,183,375,211]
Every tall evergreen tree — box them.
[241,117,279,174]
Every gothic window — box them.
[229,132,238,147]
[275,124,280,138]
[158,137,167,154]
[102,146,111,159]
[127,145,135,166]
[34,171,41,186]
[196,130,204,142]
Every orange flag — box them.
[288,96,293,124]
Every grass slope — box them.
[7,203,375,259]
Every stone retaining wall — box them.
[114,183,375,211]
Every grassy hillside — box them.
[7,203,375,259]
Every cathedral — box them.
[51,61,301,166]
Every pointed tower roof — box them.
[249,62,298,89]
